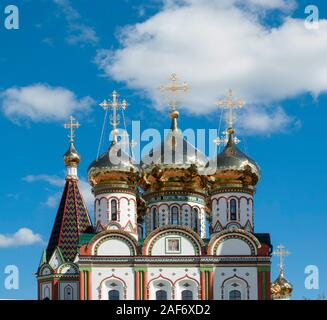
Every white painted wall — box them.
[213,266,258,300]
[96,238,132,256]
[91,267,135,300]
[94,193,138,239]
[59,282,79,300]
[216,238,252,256]
[40,282,52,300]
[146,201,207,238]
[150,234,198,256]
[211,192,254,232]
[147,267,200,300]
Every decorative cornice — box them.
[78,255,271,265]
[143,189,206,201]
[210,187,255,196]
[145,193,206,206]
[94,185,137,196]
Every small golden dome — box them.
[88,141,139,188]
[271,271,293,300]
[207,129,260,190]
[64,142,80,167]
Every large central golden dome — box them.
[141,111,208,192]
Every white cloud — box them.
[0,228,43,248]
[23,174,64,187]
[239,105,300,135]
[78,179,94,210]
[23,174,93,210]
[54,0,99,46]
[45,192,62,208]
[1,84,94,124]
[95,0,326,134]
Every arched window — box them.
[111,200,118,221]
[192,208,199,232]
[171,206,179,225]
[138,224,144,239]
[182,289,193,300]
[156,290,167,300]
[108,289,120,300]
[229,289,241,300]
[230,199,237,221]
[43,286,50,300]
[152,208,158,229]
[64,285,73,300]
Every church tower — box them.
[208,90,259,234]
[88,91,139,239]
[37,116,92,300]
[141,75,208,238]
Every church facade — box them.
[37,83,273,301]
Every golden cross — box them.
[272,244,290,273]
[217,89,245,129]
[213,131,240,146]
[64,116,80,143]
[100,90,128,143]
[159,73,189,111]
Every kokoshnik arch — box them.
[36,74,292,301]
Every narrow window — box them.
[229,289,241,300]
[111,200,118,221]
[192,208,199,232]
[182,289,193,300]
[108,289,120,300]
[230,199,237,221]
[64,285,73,300]
[171,206,179,225]
[153,208,158,229]
[156,290,168,300]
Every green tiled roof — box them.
[79,233,95,246]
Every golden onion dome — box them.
[64,142,80,167]
[140,111,208,192]
[207,128,260,189]
[88,141,139,188]
[271,271,293,300]
[141,111,208,170]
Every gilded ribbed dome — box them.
[142,111,208,170]
[141,111,208,192]
[88,141,139,188]
[271,271,293,300]
[64,142,80,167]
[207,128,260,188]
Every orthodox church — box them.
[36,75,292,300]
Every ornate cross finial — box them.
[272,244,290,274]
[217,89,245,130]
[100,90,128,143]
[214,130,241,146]
[64,116,80,143]
[159,73,189,112]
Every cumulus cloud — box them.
[78,179,94,210]
[23,175,64,187]
[1,84,94,124]
[53,0,99,46]
[0,228,43,248]
[95,0,326,134]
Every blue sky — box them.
[0,0,326,299]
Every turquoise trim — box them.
[79,233,95,246]
[147,195,206,205]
